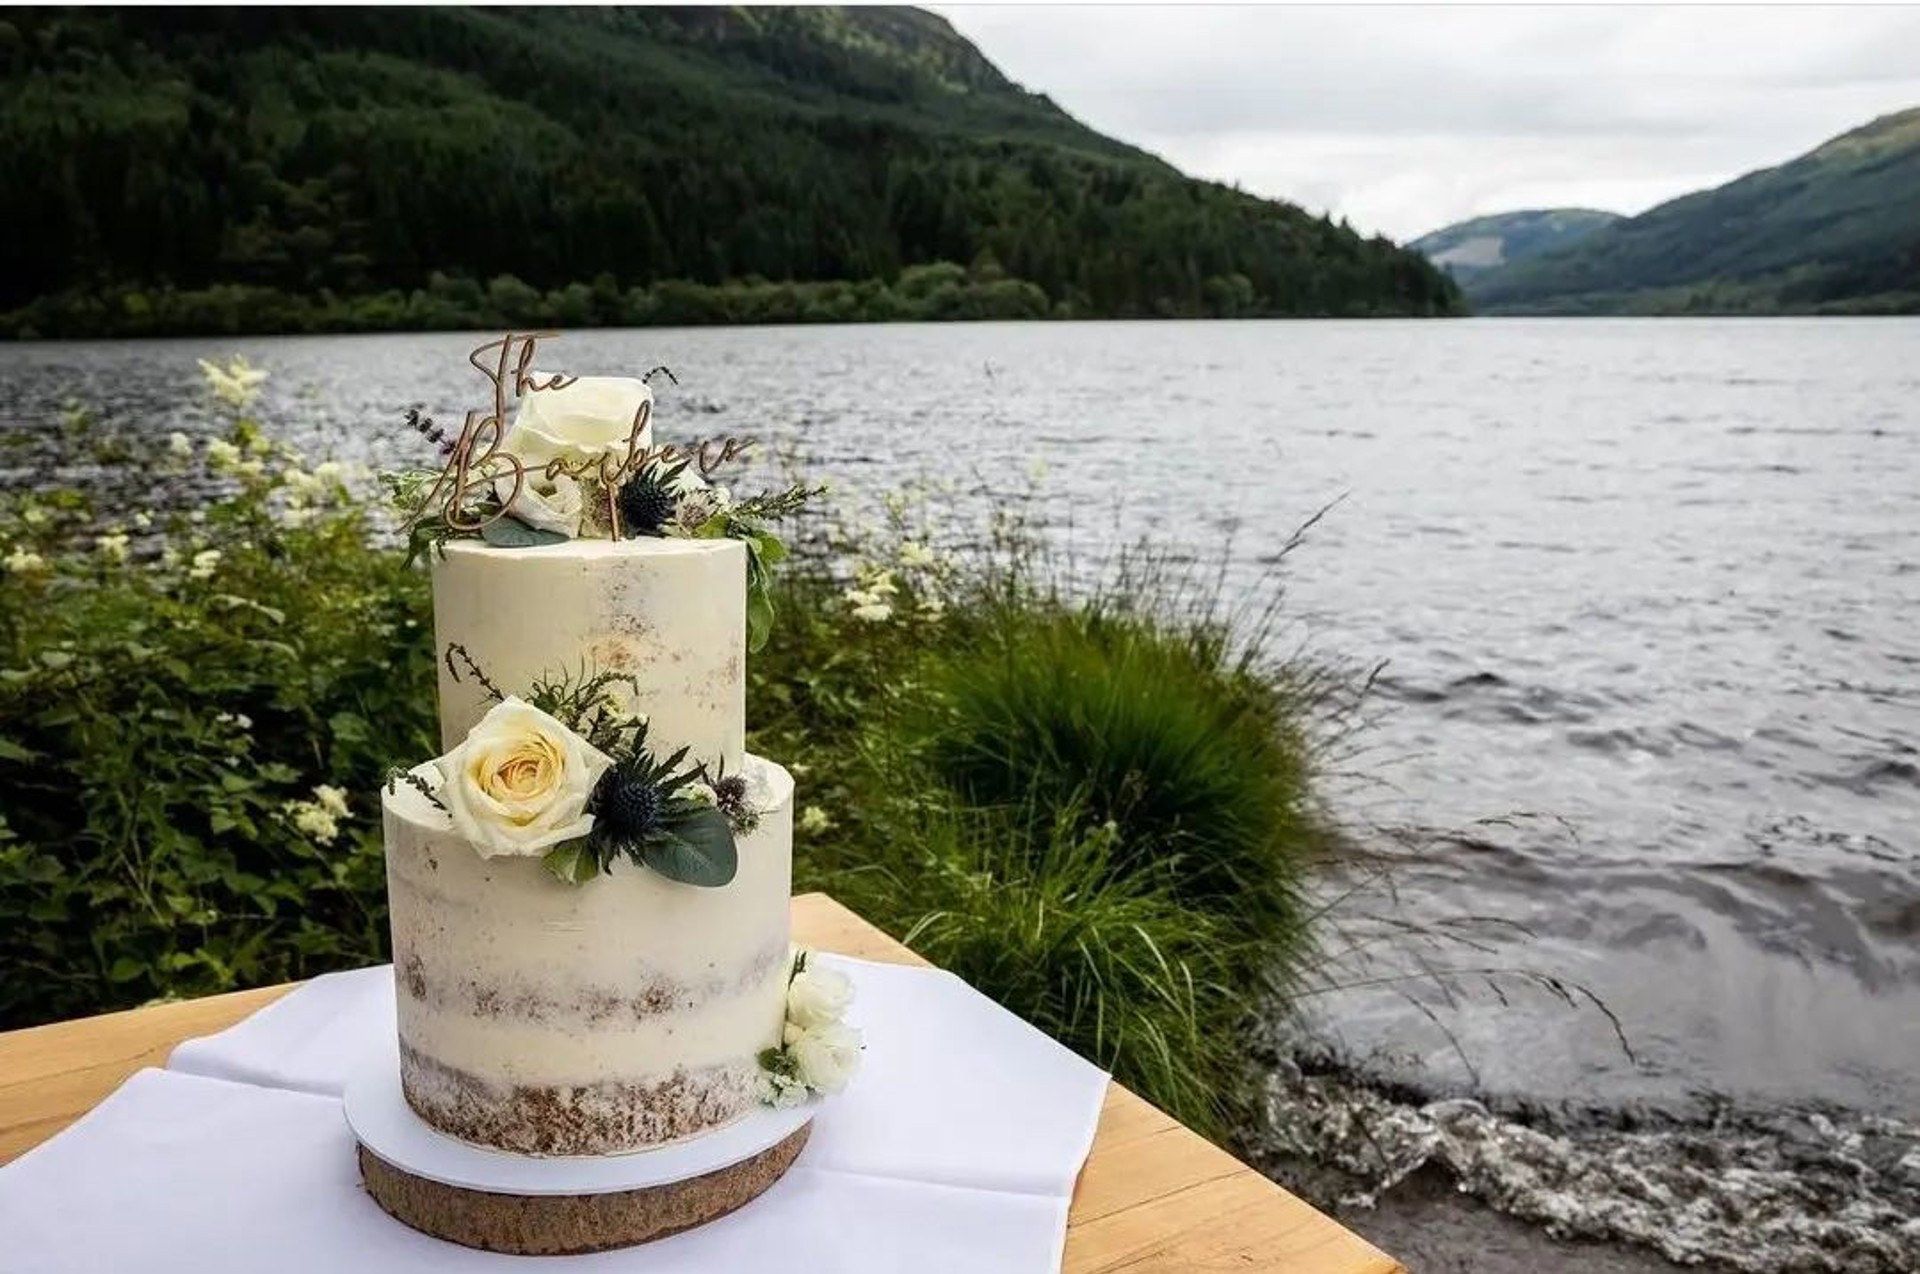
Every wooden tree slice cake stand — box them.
[344,1061,816,1255]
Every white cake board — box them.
[343,1057,819,1196]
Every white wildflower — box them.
[188,549,222,581]
[133,512,153,531]
[312,460,344,484]
[287,801,340,846]
[4,546,47,574]
[313,785,350,818]
[850,600,894,623]
[167,431,193,458]
[898,540,937,569]
[22,506,48,526]
[215,712,253,732]
[282,467,322,498]
[205,438,242,471]
[95,533,130,564]
[198,356,269,411]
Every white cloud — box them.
[934,4,1920,239]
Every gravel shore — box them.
[1325,1165,1734,1274]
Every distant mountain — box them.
[1411,209,1620,282]
[0,6,1459,337]
[1468,108,1920,315]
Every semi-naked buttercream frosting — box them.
[383,757,794,1156]
[432,538,747,771]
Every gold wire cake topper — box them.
[421,331,753,534]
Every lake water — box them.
[8,319,1919,1265]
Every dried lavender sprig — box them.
[443,642,505,704]
[386,766,448,813]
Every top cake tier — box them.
[431,538,746,772]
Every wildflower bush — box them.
[0,362,436,1025]
[0,363,1338,1137]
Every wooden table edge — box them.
[0,891,1404,1274]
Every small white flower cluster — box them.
[187,548,222,582]
[841,565,898,623]
[283,784,351,847]
[94,532,130,564]
[277,458,349,529]
[198,356,269,412]
[761,950,862,1108]
[4,544,48,574]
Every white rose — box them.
[434,697,613,858]
[493,472,585,537]
[787,963,854,1032]
[784,1020,863,1094]
[503,375,652,468]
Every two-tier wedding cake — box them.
[357,335,856,1249]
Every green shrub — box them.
[0,377,434,1026]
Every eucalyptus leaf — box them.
[746,587,775,653]
[542,842,601,885]
[481,516,570,549]
[642,807,738,887]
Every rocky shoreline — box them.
[1250,1058,1920,1274]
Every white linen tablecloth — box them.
[3,956,1110,1272]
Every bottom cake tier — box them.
[381,755,795,1157]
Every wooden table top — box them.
[0,892,1403,1273]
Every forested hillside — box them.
[0,6,1460,337]
[1468,108,1920,315]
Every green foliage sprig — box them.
[672,482,827,651]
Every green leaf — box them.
[642,807,737,887]
[754,532,789,566]
[746,586,774,653]
[0,737,38,763]
[108,956,145,984]
[329,711,369,744]
[542,842,601,885]
[480,517,569,549]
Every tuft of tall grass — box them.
[757,522,1346,1135]
[914,593,1316,933]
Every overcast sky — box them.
[933,4,1920,241]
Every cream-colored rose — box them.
[493,471,585,537]
[787,963,854,1032]
[503,375,652,468]
[434,697,613,858]
[784,1020,862,1093]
